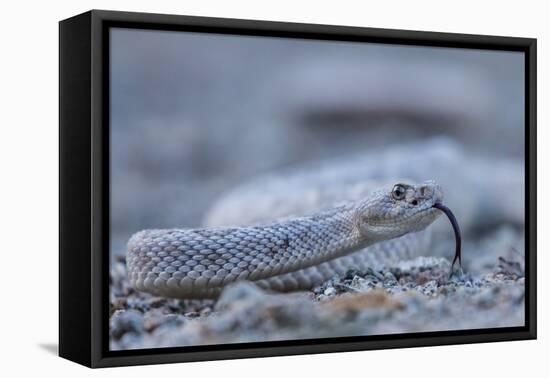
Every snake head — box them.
[354,180,443,241]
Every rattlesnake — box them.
[127,181,459,298]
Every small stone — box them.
[110,310,144,340]
[147,297,167,309]
[345,269,361,280]
[110,298,127,314]
[215,281,267,311]
[415,273,431,286]
[184,311,200,318]
[366,268,384,281]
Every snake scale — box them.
[127,181,446,298]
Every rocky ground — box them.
[110,245,525,351]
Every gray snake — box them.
[127,181,445,298]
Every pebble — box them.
[184,312,201,318]
[110,309,144,340]
[384,271,397,283]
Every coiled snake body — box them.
[127,181,444,298]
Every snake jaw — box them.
[355,181,445,242]
[432,202,463,278]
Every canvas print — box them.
[108,28,525,350]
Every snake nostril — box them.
[420,186,434,198]
[411,200,418,206]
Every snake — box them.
[127,180,461,298]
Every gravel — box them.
[109,241,525,350]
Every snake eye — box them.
[391,184,407,200]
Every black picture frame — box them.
[59,9,537,368]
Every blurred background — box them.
[110,27,525,260]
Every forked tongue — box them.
[432,203,463,278]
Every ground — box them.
[109,246,525,350]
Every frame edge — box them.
[59,11,93,368]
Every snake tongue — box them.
[432,203,463,278]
